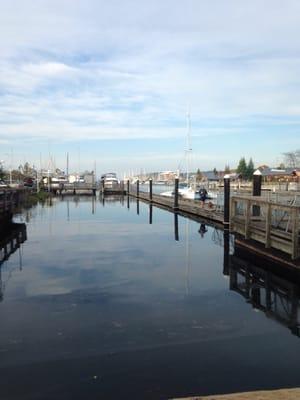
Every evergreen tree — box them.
[246,158,255,180]
[196,168,202,182]
[224,164,231,174]
[236,157,247,178]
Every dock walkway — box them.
[128,186,300,261]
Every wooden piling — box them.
[127,180,130,195]
[223,175,230,227]
[253,169,262,216]
[149,179,153,202]
[136,179,139,197]
[174,178,179,210]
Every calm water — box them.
[0,195,300,399]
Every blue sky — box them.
[0,0,300,176]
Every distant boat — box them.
[101,172,119,189]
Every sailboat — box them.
[161,112,201,200]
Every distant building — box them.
[260,167,300,182]
[201,171,221,182]
[158,171,177,182]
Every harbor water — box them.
[0,195,300,399]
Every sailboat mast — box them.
[186,111,191,185]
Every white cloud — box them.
[1,0,300,170]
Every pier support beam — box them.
[136,179,139,198]
[174,178,179,210]
[223,175,230,227]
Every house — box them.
[260,168,300,182]
[201,171,221,182]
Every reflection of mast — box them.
[67,199,70,221]
[92,195,95,215]
[185,219,191,296]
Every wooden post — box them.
[252,169,262,217]
[223,174,230,227]
[291,207,299,260]
[127,179,130,195]
[136,179,139,198]
[174,178,179,210]
[265,203,272,248]
[149,179,153,202]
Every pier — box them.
[127,179,300,262]
[0,188,30,224]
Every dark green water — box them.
[0,195,300,399]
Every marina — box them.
[2,1,300,398]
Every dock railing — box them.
[231,195,300,259]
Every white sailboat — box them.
[161,111,201,200]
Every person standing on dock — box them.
[199,188,208,207]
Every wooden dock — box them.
[129,190,224,224]
[50,182,98,195]
[0,188,30,223]
[231,195,300,260]
[127,182,300,261]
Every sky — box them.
[0,0,300,176]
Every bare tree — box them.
[283,150,300,168]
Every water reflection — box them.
[1,196,300,399]
[198,223,208,238]
[227,250,300,337]
[0,223,27,301]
